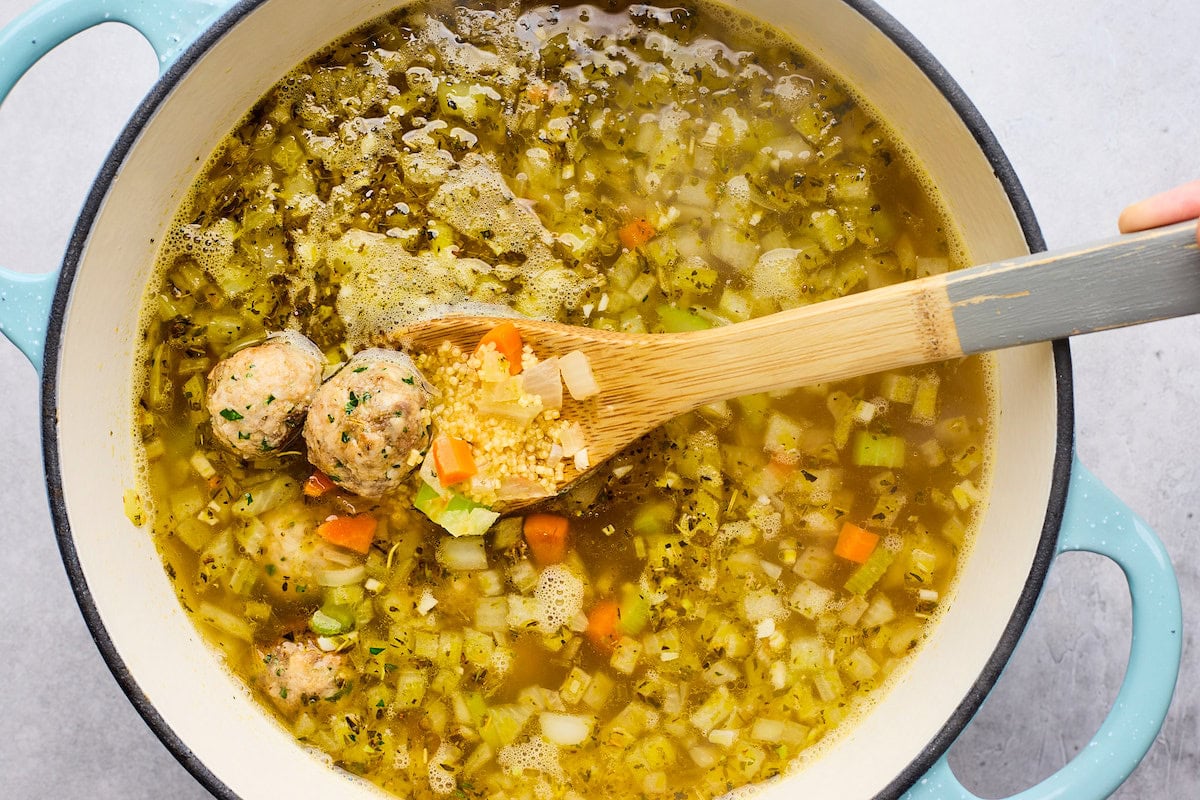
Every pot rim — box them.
[37,1,1073,798]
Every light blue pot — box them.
[0,1,1182,799]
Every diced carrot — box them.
[432,434,478,488]
[618,218,656,250]
[525,82,549,103]
[833,522,880,564]
[523,513,570,566]
[475,321,524,375]
[585,598,621,653]
[316,514,378,554]
[303,471,337,498]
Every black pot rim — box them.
[37,1,1072,798]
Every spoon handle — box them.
[944,219,1200,352]
[641,220,1199,414]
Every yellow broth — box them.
[132,2,992,798]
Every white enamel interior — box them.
[51,1,1059,797]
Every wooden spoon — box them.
[388,220,1199,512]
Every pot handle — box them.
[903,456,1182,800]
[0,0,230,371]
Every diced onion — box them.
[521,357,563,410]
[317,564,367,587]
[539,712,594,746]
[417,589,439,615]
[573,447,590,471]
[707,728,737,747]
[198,601,254,641]
[438,536,489,571]
[559,422,586,457]
[478,398,543,425]
[559,350,600,400]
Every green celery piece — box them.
[414,483,499,538]
[310,607,352,636]
[631,500,676,536]
[852,431,906,468]
[657,304,713,333]
[618,583,652,635]
[844,547,896,595]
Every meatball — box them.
[206,331,324,458]
[304,349,433,497]
[255,638,348,715]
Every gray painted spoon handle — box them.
[945,219,1200,353]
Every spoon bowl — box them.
[387,220,1199,511]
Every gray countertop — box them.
[0,1,1196,797]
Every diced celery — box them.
[952,444,984,477]
[627,272,657,303]
[852,432,906,468]
[841,647,880,683]
[943,515,968,546]
[310,607,353,636]
[812,668,844,701]
[581,670,615,710]
[228,558,258,595]
[887,619,925,656]
[632,500,676,536]
[910,375,940,425]
[395,668,428,708]
[657,304,712,332]
[506,594,540,630]
[175,517,214,551]
[560,666,593,706]
[671,260,718,294]
[870,490,907,527]
[610,636,643,675]
[844,547,896,594]
[808,208,848,253]
[906,548,938,585]
[617,584,651,635]
[880,372,917,403]
[951,479,983,509]
[508,559,539,594]
[463,628,496,666]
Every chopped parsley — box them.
[220,408,244,421]
[345,391,360,414]
[402,376,415,385]
[341,431,351,443]
[353,366,368,373]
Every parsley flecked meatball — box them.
[206,331,325,458]
[304,349,434,497]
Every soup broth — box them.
[132,2,992,798]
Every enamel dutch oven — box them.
[0,0,1184,798]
